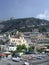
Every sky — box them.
[0,0,49,20]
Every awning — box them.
[1,53,7,56]
[3,52,11,54]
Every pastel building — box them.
[8,32,28,48]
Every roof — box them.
[3,52,11,54]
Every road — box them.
[0,56,49,65]
[0,59,23,65]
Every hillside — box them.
[0,17,49,33]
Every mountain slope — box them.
[0,17,49,33]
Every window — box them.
[12,40,15,42]
[18,40,21,43]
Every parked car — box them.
[12,53,22,62]
[12,56,20,62]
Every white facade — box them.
[9,34,28,48]
[8,45,17,51]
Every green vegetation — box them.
[12,45,35,53]
[0,47,1,51]
[16,45,35,52]
[39,27,47,32]
[0,40,4,45]
[15,44,27,52]
[37,48,45,53]
[0,17,49,33]
[28,46,35,52]
[47,46,49,49]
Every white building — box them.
[8,45,17,51]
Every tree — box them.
[28,46,35,52]
[39,27,47,32]
[47,46,49,49]
[37,48,45,53]
[0,47,1,51]
[17,45,22,52]
[21,44,26,49]
[0,40,4,45]
[16,44,27,52]
[21,44,27,52]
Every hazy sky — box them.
[0,0,49,20]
